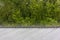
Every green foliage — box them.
[0,0,60,26]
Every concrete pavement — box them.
[0,28,60,40]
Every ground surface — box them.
[0,28,60,40]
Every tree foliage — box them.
[0,0,60,26]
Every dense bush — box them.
[0,0,60,26]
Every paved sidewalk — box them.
[0,28,60,40]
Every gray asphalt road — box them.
[0,28,60,40]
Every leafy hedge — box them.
[0,0,60,26]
